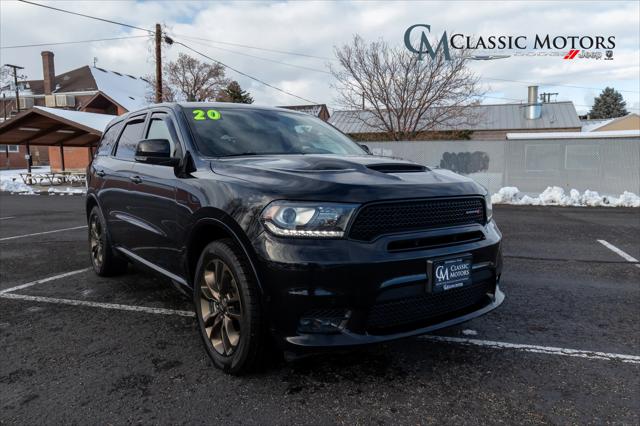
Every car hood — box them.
[209,154,484,203]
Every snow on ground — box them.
[0,167,85,195]
[0,167,42,194]
[47,187,85,195]
[492,186,640,207]
[0,179,35,194]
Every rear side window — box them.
[97,121,124,156]
[114,119,145,161]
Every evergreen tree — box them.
[216,81,254,104]
[589,87,628,119]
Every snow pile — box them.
[490,187,520,204]
[0,168,35,194]
[0,178,35,194]
[492,186,640,207]
[47,187,86,195]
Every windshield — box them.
[183,107,365,157]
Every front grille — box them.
[348,198,485,241]
[367,281,490,332]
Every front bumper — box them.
[252,220,503,349]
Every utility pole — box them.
[4,63,24,113]
[155,23,162,103]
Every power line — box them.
[16,0,153,33]
[172,33,335,62]
[173,40,319,105]
[483,76,640,94]
[478,94,639,111]
[176,36,331,74]
[0,35,150,49]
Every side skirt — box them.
[115,246,190,289]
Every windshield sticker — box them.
[192,109,221,121]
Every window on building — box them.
[0,144,20,153]
[114,117,146,161]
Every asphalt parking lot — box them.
[1,192,638,424]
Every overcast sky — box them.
[1,0,638,114]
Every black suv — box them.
[87,103,504,374]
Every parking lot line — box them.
[0,267,92,295]
[597,239,640,268]
[3,288,638,365]
[0,292,195,317]
[421,335,640,364]
[0,225,87,241]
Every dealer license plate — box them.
[428,255,472,293]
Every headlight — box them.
[261,201,357,238]
[484,192,493,222]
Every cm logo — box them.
[435,265,449,281]
[404,24,451,61]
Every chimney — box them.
[41,51,55,95]
[525,85,541,120]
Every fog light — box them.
[298,310,351,334]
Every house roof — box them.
[328,102,581,134]
[581,113,640,132]
[581,118,615,132]
[0,106,114,147]
[19,65,149,112]
[33,106,114,132]
[89,67,149,112]
[279,104,328,117]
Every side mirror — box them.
[359,143,372,155]
[135,139,179,166]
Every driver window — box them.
[147,113,178,156]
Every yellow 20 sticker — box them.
[193,109,221,121]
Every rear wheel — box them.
[193,239,265,374]
[88,206,127,276]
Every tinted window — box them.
[114,119,145,161]
[97,121,124,156]
[183,107,365,157]
[146,113,178,156]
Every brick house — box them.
[0,51,149,170]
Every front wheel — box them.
[193,239,266,374]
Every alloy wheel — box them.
[89,215,104,268]
[200,259,243,356]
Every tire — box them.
[193,239,265,375]
[88,206,128,276]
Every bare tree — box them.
[166,53,228,102]
[144,75,176,103]
[330,35,483,141]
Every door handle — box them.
[95,170,105,177]
[130,175,142,184]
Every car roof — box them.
[106,102,306,128]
